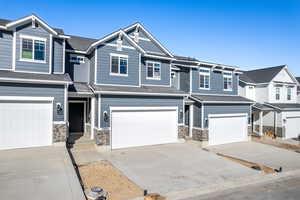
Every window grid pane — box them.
[34,40,45,61]
[22,39,33,59]
[111,56,119,73]
[120,57,127,74]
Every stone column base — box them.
[178,125,189,139]
[53,123,67,143]
[192,128,208,141]
[95,128,111,146]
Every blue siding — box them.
[65,53,89,82]
[0,31,13,70]
[193,102,202,128]
[179,67,190,92]
[15,23,50,73]
[192,68,238,95]
[0,82,65,121]
[53,38,64,73]
[89,50,95,84]
[141,57,170,86]
[100,95,184,128]
[96,44,140,86]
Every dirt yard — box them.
[78,162,144,200]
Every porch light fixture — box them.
[56,102,63,112]
[103,111,109,122]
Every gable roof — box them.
[0,14,66,36]
[123,23,174,57]
[66,35,98,51]
[240,65,286,84]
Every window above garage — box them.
[20,34,46,63]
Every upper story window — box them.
[20,35,46,63]
[110,53,128,76]
[287,87,292,100]
[223,71,233,91]
[275,87,280,100]
[199,68,210,89]
[70,55,85,63]
[146,61,161,80]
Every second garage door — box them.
[208,113,248,146]
[111,107,178,149]
[285,117,300,139]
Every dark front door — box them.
[69,102,84,133]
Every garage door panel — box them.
[209,114,248,146]
[112,108,178,149]
[286,117,300,139]
[0,101,52,150]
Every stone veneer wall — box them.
[178,125,189,139]
[192,128,208,141]
[53,123,67,143]
[252,125,284,138]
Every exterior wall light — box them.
[56,102,63,113]
[103,111,109,122]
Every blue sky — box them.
[1,0,299,75]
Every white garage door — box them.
[286,117,300,139]
[0,98,53,150]
[208,113,248,146]
[111,107,178,149]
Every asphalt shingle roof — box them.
[92,85,187,95]
[0,70,72,83]
[191,94,253,103]
[267,103,300,111]
[252,103,274,111]
[174,55,199,62]
[240,65,286,84]
[68,82,93,93]
[66,35,97,51]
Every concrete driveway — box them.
[207,141,300,172]
[99,142,259,195]
[0,146,85,200]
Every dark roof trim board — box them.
[123,23,174,58]
[264,103,300,111]
[190,94,254,104]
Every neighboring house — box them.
[239,65,300,139]
[172,57,253,146]
[296,77,300,103]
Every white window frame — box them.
[146,61,161,80]
[199,68,210,90]
[19,34,47,64]
[223,71,233,91]
[70,54,85,63]
[275,87,280,100]
[287,87,292,101]
[109,53,128,77]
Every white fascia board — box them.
[6,14,58,36]
[110,106,178,111]
[65,49,87,54]
[264,103,282,110]
[203,101,253,104]
[96,90,187,97]
[0,96,54,101]
[208,113,248,118]
[0,77,72,85]
[239,79,268,86]
[144,54,175,61]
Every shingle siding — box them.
[141,57,170,86]
[96,44,140,86]
[15,23,50,73]
[100,95,184,128]
[0,31,13,70]
[0,82,65,121]
[192,68,238,95]
[53,38,64,73]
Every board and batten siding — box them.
[0,82,65,121]
[96,43,140,86]
[53,38,64,73]
[0,31,13,70]
[15,23,51,73]
[65,53,89,82]
[99,95,184,128]
[179,67,190,92]
[191,68,238,95]
[141,57,170,86]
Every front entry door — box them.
[69,102,84,133]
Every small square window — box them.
[146,62,161,80]
[110,54,128,76]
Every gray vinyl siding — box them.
[0,31,13,70]
[191,68,238,95]
[193,103,251,128]
[171,71,180,89]
[89,50,95,84]
[141,57,170,86]
[96,44,140,86]
[179,67,190,92]
[0,82,65,121]
[53,38,64,73]
[100,95,184,128]
[65,53,89,82]
[15,23,50,73]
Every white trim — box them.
[66,49,87,54]
[62,39,65,74]
[223,71,233,91]
[0,96,54,101]
[53,121,66,124]
[189,104,194,137]
[144,54,174,61]
[129,35,151,41]
[110,106,178,111]
[110,53,129,76]
[105,43,135,50]
[49,34,52,74]
[96,90,187,96]
[12,31,16,70]
[98,95,101,130]
[6,15,58,35]
[189,68,192,94]
[239,79,268,86]
[0,77,71,85]
[208,113,248,118]
[199,67,210,90]
[146,61,161,80]
[64,85,68,122]
[169,63,172,87]
[203,101,252,104]
[201,103,204,128]
[141,84,171,87]
[94,48,98,84]
[19,34,47,42]
[95,83,140,87]
[69,101,86,133]
[123,23,174,57]
[91,97,95,139]
[139,53,141,86]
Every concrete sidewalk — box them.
[0,146,85,200]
